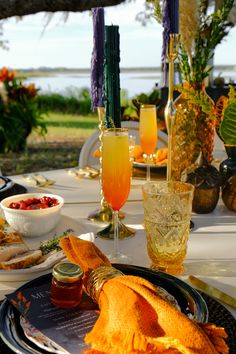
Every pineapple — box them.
[171,83,215,181]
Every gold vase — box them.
[171,82,215,180]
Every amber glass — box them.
[50,261,83,308]
[142,181,194,275]
[51,277,83,308]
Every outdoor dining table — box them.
[0,167,236,353]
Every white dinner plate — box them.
[20,316,69,354]
[0,214,91,282]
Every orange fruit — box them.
[93,148,101,158]
[133,145,143,160]
[155,148,168,163]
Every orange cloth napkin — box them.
[60,236,228,354]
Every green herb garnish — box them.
[40,228,74,255]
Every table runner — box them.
[0,294,235,354]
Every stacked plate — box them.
[0,264,208,354]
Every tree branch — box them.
[0,0,127,20]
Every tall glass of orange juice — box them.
[139,104,158,181]
[102,128,132,262]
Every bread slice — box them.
[0,250,43,270]
[0,243,29,263]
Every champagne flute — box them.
[102,128,132,263]
[139,104,158,181]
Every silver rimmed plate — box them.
[0,264,208,354]
[0,215,91,282]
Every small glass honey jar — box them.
[51,261,83,308]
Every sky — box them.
[0,0,235,69]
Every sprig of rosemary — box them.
[39,228,74,255]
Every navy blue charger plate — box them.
[0,264,208,354]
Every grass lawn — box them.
[0,112,99,176]
[28,112,98,144]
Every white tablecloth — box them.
[1,168,235,319]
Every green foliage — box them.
[228,85,236,103]
[180,0,234,83]
[38,87,92,115]
[133,88,161,106]
[0,67,47,152]
[0,111,99,175]
[215,86,236,144]
[136,0,162,26]
[146,0,162,23]
[131,89,162,114]
[147,0,234,84]
[219,102,236,144]
[176,84,213,116]
[40,229,74,255]
[126,89,165,123]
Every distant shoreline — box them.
[17,65,236,78]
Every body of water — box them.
[26,69,236,99]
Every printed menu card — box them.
[7,275,98,353]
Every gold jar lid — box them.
[52,261,83,283]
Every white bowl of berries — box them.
[0,193,64,237]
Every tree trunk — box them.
[0,0,126,20]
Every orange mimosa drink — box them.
[102,130,131,212]
[139,105,158,155]
[139,105,158,181]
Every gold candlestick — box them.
[164,34,180,181]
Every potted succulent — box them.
[215,85,236,181]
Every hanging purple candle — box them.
[91,7,105,111]
[161,0,170,64]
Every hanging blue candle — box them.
[104,25,121,128]
[91,7,105,111]
[168,0,179,34]
[161,0,179,85]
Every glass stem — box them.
[113,210,120,256]
[147,155,151,181]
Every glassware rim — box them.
[103,128,128,135]
[140,104,156,109]
[142,181,194,196]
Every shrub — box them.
[37,87,92,115]
[0,67,47,152]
